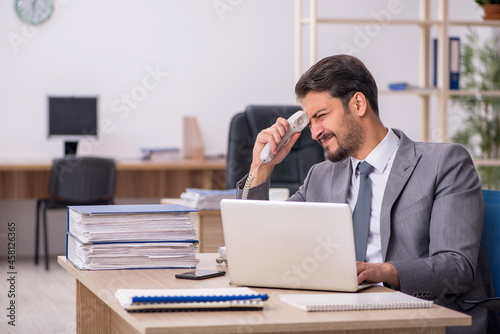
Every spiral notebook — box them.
[280,292,433,312]
[115,287,268,312]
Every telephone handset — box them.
[260,110,310,163]
[242,110,310,200]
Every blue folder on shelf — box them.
[433,37,460,90]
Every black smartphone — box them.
[175,270,226,280]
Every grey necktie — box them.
[352,161,374,262]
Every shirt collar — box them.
[351,128,400,174]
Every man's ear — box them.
[352,92,367,116]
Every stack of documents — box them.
[180,188,236,210]
[115,287,268,312]
[66,204,199,270]
[140,147,180,160]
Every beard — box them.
[321,113,365,162]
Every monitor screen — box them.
[48,96,98,136]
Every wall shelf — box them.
[449,20,500,27]
[295,0,500,145]
[304,18,440,26]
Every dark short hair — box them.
[295,55,379,117]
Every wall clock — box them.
[15,0,54,25]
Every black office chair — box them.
[226,105,325,194]
[35,156,116,270]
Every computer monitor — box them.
[48,96,98,155]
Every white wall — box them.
[1,0,300,159]
[0,0,485,159]
[0,0,488,257]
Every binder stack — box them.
[66,204,199,270]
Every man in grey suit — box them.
[238,55,499,333]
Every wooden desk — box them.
[0,159,226,199]
[58,253,471,334]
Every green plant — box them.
[451,30,500,189]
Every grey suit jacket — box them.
[238,129,499,333]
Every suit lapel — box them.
[330,158,352,203]
[380,130,422,260]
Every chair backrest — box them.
[49,156,116,205]
[226,105,325,193]
[482,189,500,298]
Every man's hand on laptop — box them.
[356,262,400,289]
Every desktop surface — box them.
[58,253,471,334]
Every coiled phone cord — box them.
[241,161,263,200]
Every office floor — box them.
[1,257,76,334]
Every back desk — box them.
[0,159,226,200]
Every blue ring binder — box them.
[132,293,269,304]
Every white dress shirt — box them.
[347,128,400,264]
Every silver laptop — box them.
[220,199,372,292]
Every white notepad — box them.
[280,292,433,312]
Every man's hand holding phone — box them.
[248,118,302,186]
[248,111,309,187]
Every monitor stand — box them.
[64,141,78,156]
